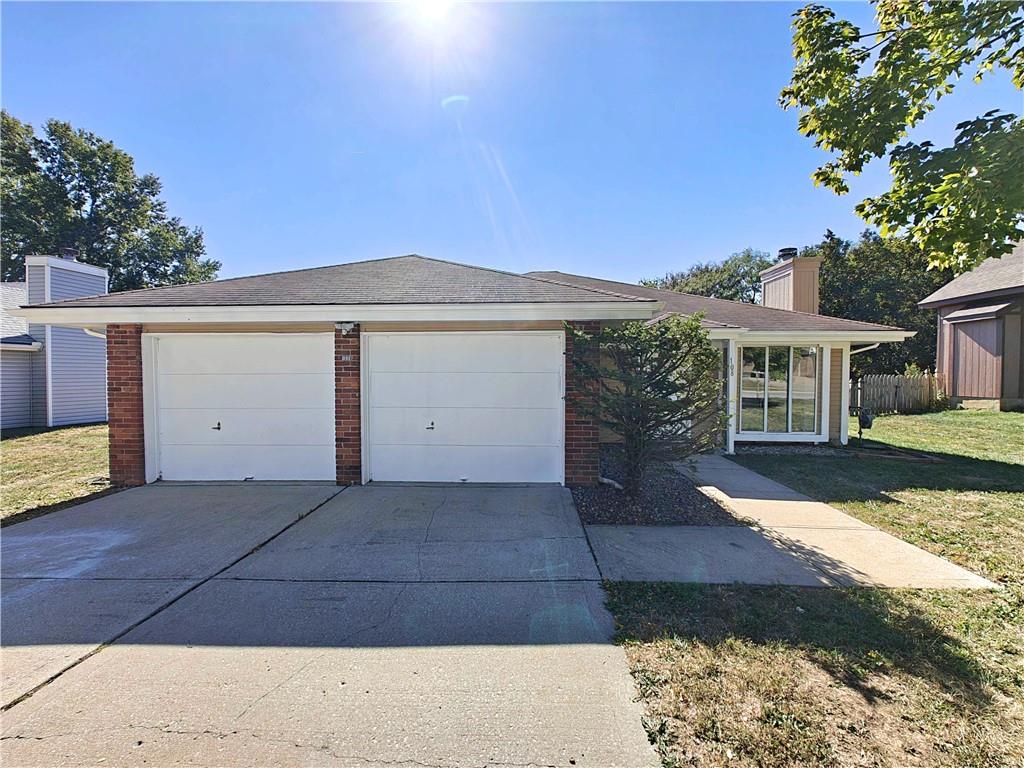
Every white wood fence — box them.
[850,373,942,415]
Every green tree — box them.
[781,2,1024,271]
[1,111,219,291]
[566,315,723,498]
[642,248,775,303]
[805,229,953,377]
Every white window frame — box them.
[734,343,829,443]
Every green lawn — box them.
[0,423,113,524]
[607,410,1023,768]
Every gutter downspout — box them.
[850,343,880,356]
[82,327,106,340]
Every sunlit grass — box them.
[610,410,1023,768]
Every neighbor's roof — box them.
[526,271,904,333]
[23,255,648,308]
[919,244,1024,307]
[1,283,37,346]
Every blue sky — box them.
[3,2,1021,283]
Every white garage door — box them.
[154,334,334,481]
[366,332,564,483]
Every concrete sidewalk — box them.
[587,456,996,589]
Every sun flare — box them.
[407,0,456,27]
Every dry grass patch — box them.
[609,583,1023,768]
[1,423,112,524]
[608,412,1023,768]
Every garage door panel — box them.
[157,335,333,375]
[160,445,335,482]
[370,372,559,409]
[154,334,334,481]
[157,373,333,410]
[365,333,564,484]
[159,408,335,447]
[369,334,562,373]
[369,445,563,483]
[369,406,561,447]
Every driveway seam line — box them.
[1,486,347,714]
[567,490,605,581]
[213,577,604,584]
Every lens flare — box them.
[407,0,456,27]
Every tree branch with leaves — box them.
[780,1,1024,271]
[1,111,220,291]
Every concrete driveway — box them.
[1,485,655,768]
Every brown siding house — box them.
[920,243,1024,410]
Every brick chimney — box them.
[759,248,821,314]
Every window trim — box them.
[737,344,820,437]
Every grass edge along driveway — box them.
[1,423,112,525]
[607,411,1023,768]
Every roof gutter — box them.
[736,330,915,344]
[0,341,42,352]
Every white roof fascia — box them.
[736,330,915,345]
[11,300,663,326]
[25,255,109,278]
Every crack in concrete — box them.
[4,724,567,768]
[417,490,448,582]
[123,725,557,768]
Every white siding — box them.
[26,265,47,426]
[48,266,108,425]
[1,350,35,429]
[49,268,106,301]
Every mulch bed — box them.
[571,448,739,526]
[736,442,944,462]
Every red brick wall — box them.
[335,324,362,484]
[564,321,600,486]
[106,324,146,487]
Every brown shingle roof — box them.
[919,244,1024,307]
[526,271,904,333]
[27,255,648,309]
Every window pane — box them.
[791,346,818,432]
[740,347,765,431]
[767,346,790,432]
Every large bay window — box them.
[739,345,819,434]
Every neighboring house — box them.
[1,254,109,430]
[919,244,1024,411]
[13,254,911,487]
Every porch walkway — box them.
[585,456,996,589]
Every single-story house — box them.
[919,243,1024,411]
[13,253,911,486]
[1,253,109,430]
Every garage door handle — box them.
[425,421,435,430]
[211,422,222,431]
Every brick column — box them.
[564,321,600,486]
[106,324,146,487]
[335,324,362,485]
